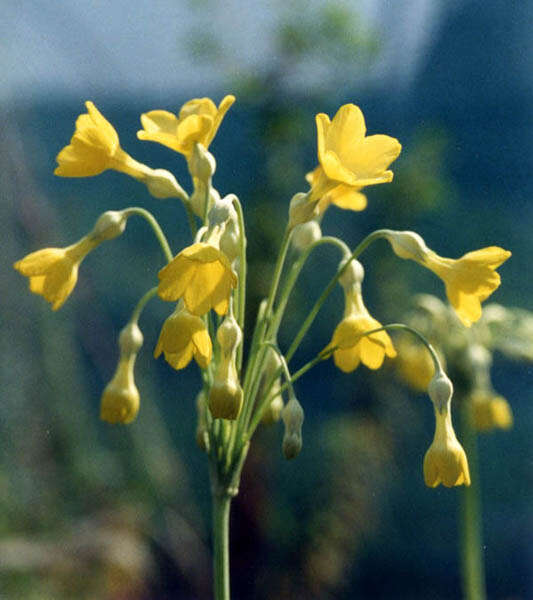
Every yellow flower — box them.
[471,390,513,431]
[137,95,235,158]
[423,409,470,487]
[396,336,437,391]
[154,306,212,370]
[157,243,237,316]
[13,237,97,310]
[100,356,140,424]
[422,247,511,327]
[309,103,401,207]
[325,290,396,372]
[55,101,149,179]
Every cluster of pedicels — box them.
[14,97,511,488]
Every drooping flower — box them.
[308,104,401,209]
[422,247,512,327]
[423,409,471,487]
[154,305,212,370]
[325,288,396,372]
[137,95,235,158]
[157,243,237,316]
[470,390,513,431]
[100,356,140,424]
[55,101,149,179]
[384,231,511,327]
[13,237,97,310]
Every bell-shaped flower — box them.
[309,104,401,207]
[157,242,237,316]
[55,101,150,179]
[422,247,511,327]
[137,95,235,158]
[100,355,140,424]
[325,288,396,372]
[424,409,471,487]
[154,305,212,370]
[470,390,513,431]
[13,237,97,310]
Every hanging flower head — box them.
[154,305,213,370]
[13,237,97,310]
[137,95,235,158]
[422,247,512,327]
[470,390,513,431]
[423,372,470,488]
[325,259,396,372]
[157,243,237,316]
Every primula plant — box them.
[14,97,511,599]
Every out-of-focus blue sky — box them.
[3,0,465,103]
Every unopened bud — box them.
[288,192,319,228]
[291,220,322,251]
[261,388,284,425]
[217,314,242,354]
[428,370,453,413]
[100,357,140,424]
[281,396,304,459]
[91,210,127,242]
[385,230,429,261]
[145,169,187,199]
[338,257,364,290]
[118,322,144,356]
[208,379,243,420]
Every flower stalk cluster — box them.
[14,96,513,600]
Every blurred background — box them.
[2,1,532,598]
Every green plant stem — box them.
[123,206,173,262]
[458,400,487,600]
[212,491,232,600]
[233,196,247,372]
[285,229,386,362]
[130,287,158,323]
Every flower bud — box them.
[428,370,453,414]
[208,194,237,227]
[338,257,364,290]
[190,143,216,181]
[281,396,304,459]
[220,218,240,263]
[288,192,319,228]
[385,230,429,261]
[217,313,242,354]
[100,357,140,424]
[291,220,322,251]
[208,379,243,420]
[90,210,127,242]
[118,322,144,356]
[144,169,187,199]
[261,387,284,425]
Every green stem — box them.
[458,399,487,600]
[212,491,231,600]
[130,287,158,323]
[285,229,386,363]
[123,206,173,262]
[233,196,247,372]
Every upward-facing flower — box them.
[154,305,212,370]
[325,288,396,372]
[13,237,97,310]
[55,101,150,179]
[157,243,237,316]
[137,95,235,158]
[308,104,401,210]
